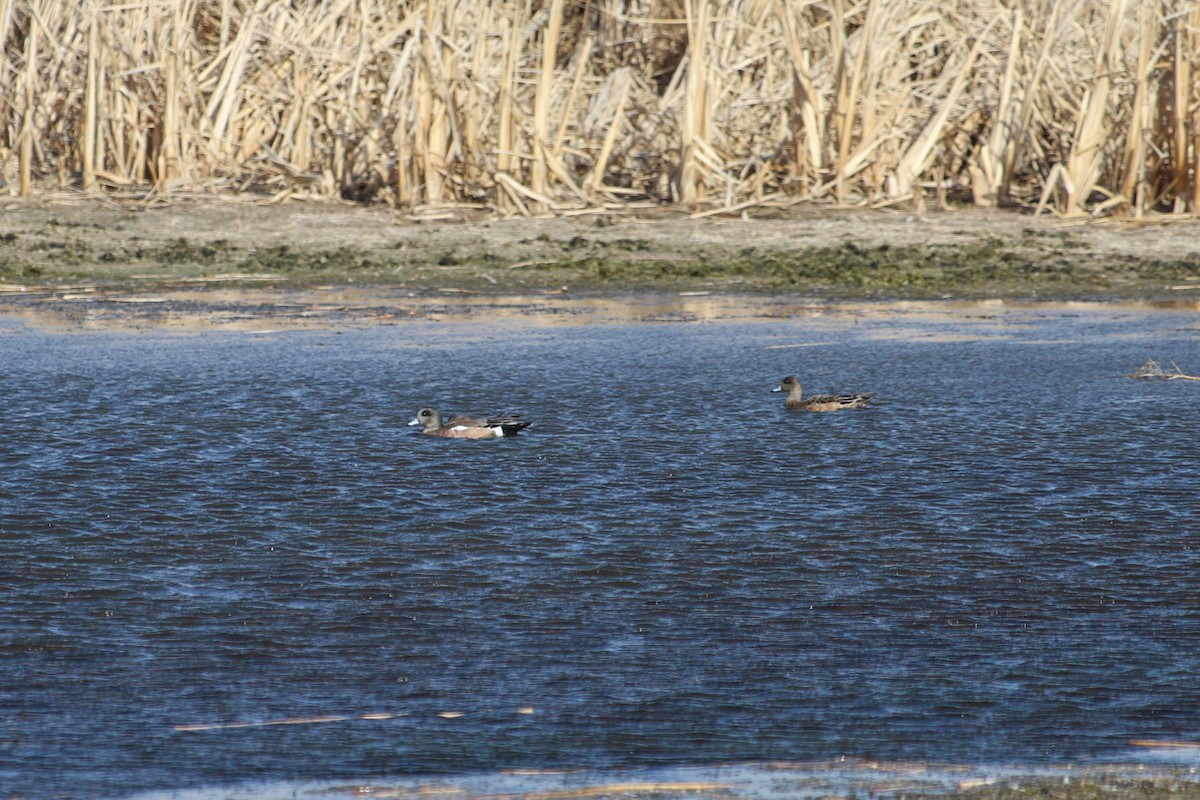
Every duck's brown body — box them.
[409,407,532,438]
[774,375,873,411]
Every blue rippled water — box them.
[2,305,1199,799]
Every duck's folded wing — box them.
[807,393,873,405]
[447,414,488,427]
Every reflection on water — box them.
[2,303,1199,799]
[6,285,1200,332]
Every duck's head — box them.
[773,376,800,393]
[409,407,441,428]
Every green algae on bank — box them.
[554,239,1200,296]
[4,237,1198,299]
[2,203,1199,299]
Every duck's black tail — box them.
[489,415,533,436]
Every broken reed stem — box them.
[553,34,592,160]
[894,17,998,199]
[0,0,1197,217]
[590,68,630,194]
[1128,359,1200,380]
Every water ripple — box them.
[1,315,1199,798]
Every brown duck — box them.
[773,375,873,412]
[408,407,533,439]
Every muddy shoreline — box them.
[2,198,1199,329]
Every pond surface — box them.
[2,301,1199,799]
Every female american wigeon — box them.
[773,375,873,411]
[408,407,532,439]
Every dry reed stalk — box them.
[82,2,98,192]
[1002,0,1063,208]
[0,0,14,78]
[969,7,1021,207]
[1117,1,1159,216]
[494,12,519,211]
[837,0,874,196]
[415,0,456,204]
[165,0,199,186]
[892,16,997,201]
[285,56,314,183]
[456,1,492,192]
[496,170,553,210]
[774,0,823,192]
[680,0,711,206]
[1063,0,1129,216]
[589,67,632,194]
[159,14,179,186]
[1035,163,1069,217]
[93,15,109,185]
[553,34,593,159]
[531,0,564,206]
[497,9,520,160]
[1166,8,1191,211]
[1181,5,1200,211]
[207,0,261,154]
[855,0,890,198]
[338,6,369,186]
[18,4,36,197]
[2,0,1198,218]
[827,0,849,202]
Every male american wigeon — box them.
[408,407,532,439]
[773,375,873,411]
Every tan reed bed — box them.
[0,0,1197,218]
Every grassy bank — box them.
[1,201,1199,300]
[2,1,1198,218]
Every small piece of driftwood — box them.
[1127,359,1200,380]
